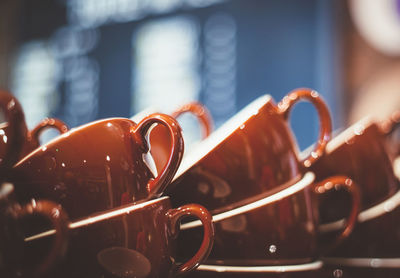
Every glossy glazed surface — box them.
[176,173,359,265]
[23,197,214,278]
[134,102,213,174]
[0,91,69,170]
[0,183,69,278]
[166,88,332,213]
[21,118,69,159]
[0,91,27,172]
[308,117,400,259]
[177,174,318,265]
[311,118,400,222]
[11,114,184,220]
[0,117,69,164]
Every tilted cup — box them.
[0,91,69,171]
[165,88,332,212]
[10,113,184,220]
[311,116,400,218]
[23,196,214,278]
[131,101,213,174]
[0,183,69,278]
[311,116,400,258]
[176,172,360,266]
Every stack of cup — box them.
[164,89,361,277]
[3,85,400,278]
[310,115,400,277]
[0,91,70,277]
[0,91,215,277]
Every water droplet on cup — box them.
[333,269,343,278]
[268,244,277,253]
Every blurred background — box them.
[0,0,399,149]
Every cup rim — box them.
[130,106,158,123]
[24,195,170,242]
[14,117,134,167]
[196,260,323,273]
[324,116,376,155]
[180,172,315,230]
[173,95,272,181]
[299,116,378,160]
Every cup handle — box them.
[132,113,184,198]
[0,91,27,171]
[314,176,360,253]
[15,200,69,277]
[171,102,214,139]
[167,204,214,276]
[28,118,69,146]
[277,88,332,168]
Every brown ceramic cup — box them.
[318,179,400,258]
[10,113,184,220]
[0,91,69,171]
[24,196,214,278]
[165,88,332,213]
[131,102,213,175]
[20,117,69,158]
[0,182,69,278]
[311,116,400,220]
[311,116,400,258]
[176,172,360,266]
[0,91,26,172]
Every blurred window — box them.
[203,12,237,126]
[132,16,200,113]
[11,41,59,129]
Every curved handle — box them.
[314,176,360,253]
[132,113,184,198]
[15,200,69,277]
[277,88,332,168]
[167,204,214,276]
[28,118,69,147]
[0,91,27,172]
[171,102,214,139]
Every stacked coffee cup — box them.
[162,89,361,278]
[1,86,400,278]
[0,91,214,278]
